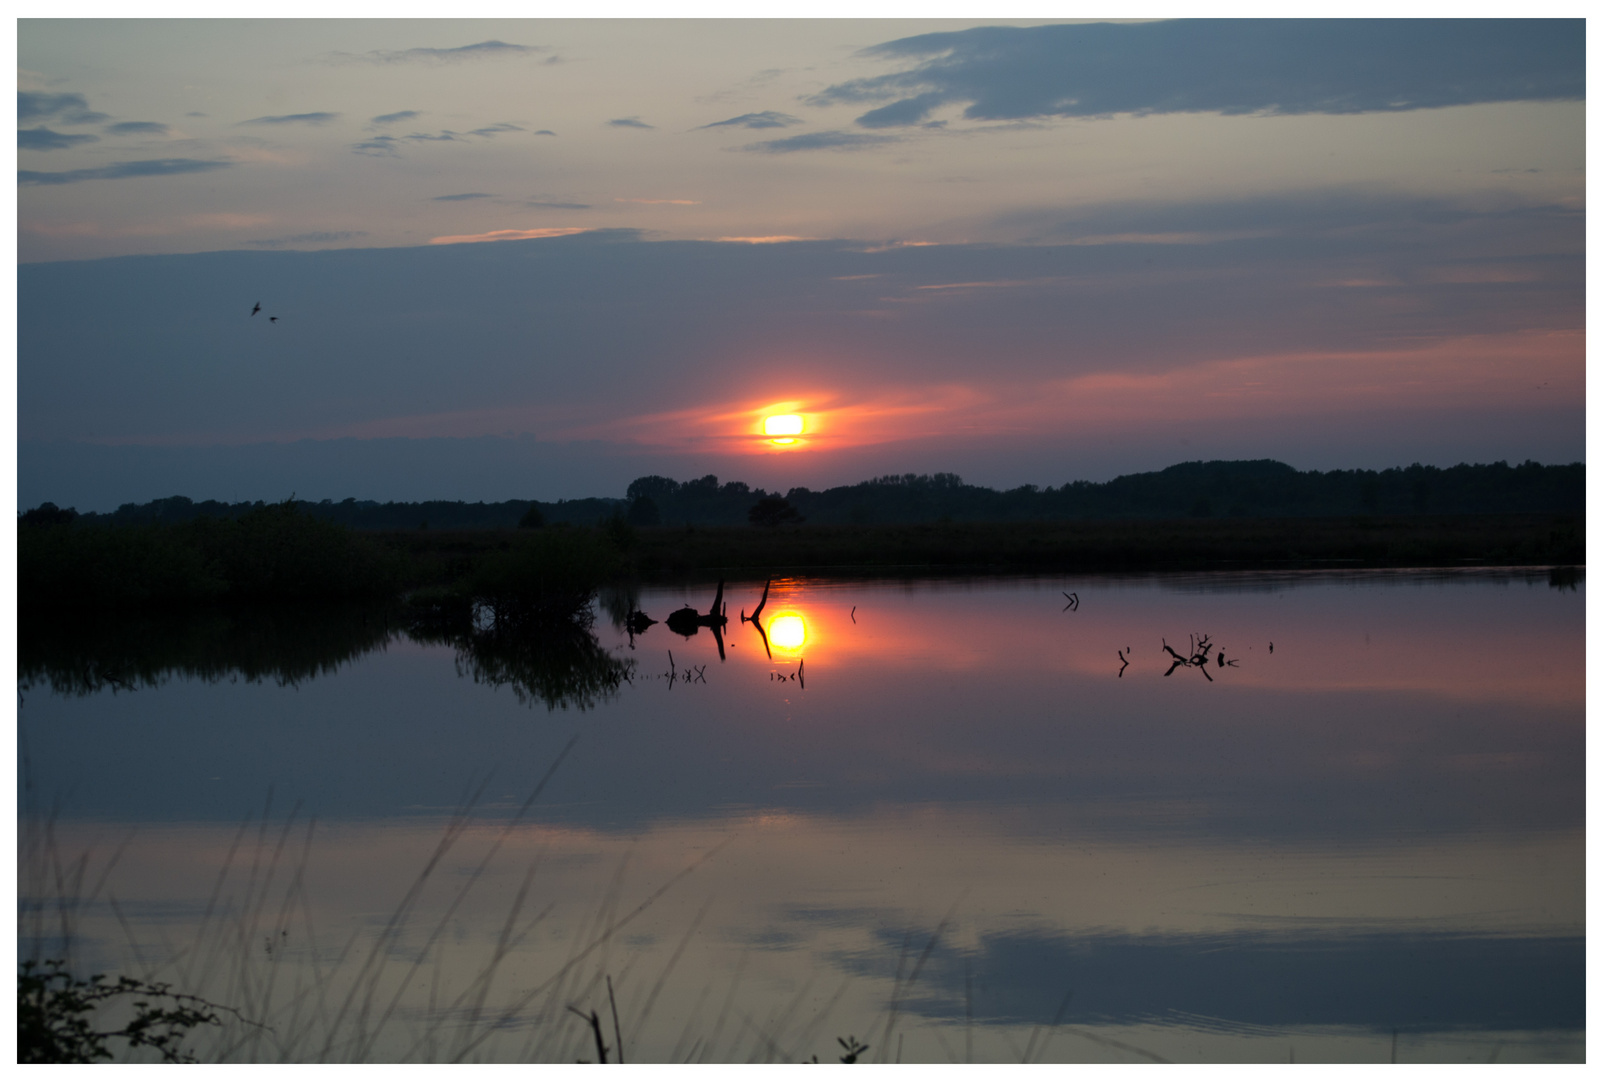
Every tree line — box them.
[23,458,1583,532]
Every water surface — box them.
[19,570,1584,1063]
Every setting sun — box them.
[763,414,804,445]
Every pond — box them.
[18,569,1584,1063]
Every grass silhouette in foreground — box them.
[18,757,1001,1063]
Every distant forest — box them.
[30,459,1582,532]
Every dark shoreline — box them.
[382,513,1584,582]
[20,511,1583,622]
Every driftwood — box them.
[666,581,728,659]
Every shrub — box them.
[18,959,237,1063]
[748,496,804,527]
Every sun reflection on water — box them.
[767,612,807,653]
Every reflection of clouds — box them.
[41,809,1582,1057]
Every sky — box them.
[13,16,1588,510]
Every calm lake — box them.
[18,569,1584,1063]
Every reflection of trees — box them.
[22,600,634,712]
[406,600,634,712]
[20,606,399,696]
[441,624,632,712]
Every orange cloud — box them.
[428,227,591,245]
[558,386,991,454]
[198,329,1578,454]
[550,329,1580,456]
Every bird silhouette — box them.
[269,316,279,323]
[250,302,261,317]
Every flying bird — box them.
[269,316,279,323]
[250,302,261,316]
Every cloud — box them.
[523,200,591,210]
[355,124,523,154]
[241,112,339,126]
[811,19,1586,128]
[714,236,813,244]
[535,129,556,136]
[104,121,171,136]
[18,91,108,125]
[18,158,233,186]
[433,192,495,202]
[615,198,699,206]
[246,231,368,248]
[997,188,1585,248]
[608,117,653,129]
[697,110,803,130]
[333,40,546,64]
[352,136,399,156]
[19,127,99,151]
[427,227,592,245]
[739,130,900,153]
[18,209,1579,487]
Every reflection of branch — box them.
[1061,591,1079,612]
[1160,634,1227,682]
[749,615,772,659]
[1117,650,1128,677]
[742,580,771,623]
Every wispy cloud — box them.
[433,192,496,201]
[18,90,107,125]
[523,200,590,210]
[371,110,422,125]
[615,197,699,206]
[353,123,521,156]
[739,130,900,153]
[352,135,399,156]
[19,127,99,151]
[715,235,813,244]
[18,158,233,186]
[104,121,170,136]
[330,40,548,64]
[428,227,591,245]
[913,280,1035,291]
[813,19,1586,128]
[697,110,802,130]
[608,117,654,129]
[241,112,339,126]
[246,231,368,248]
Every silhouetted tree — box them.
[21,503,77,526]
[627,495,660,527]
